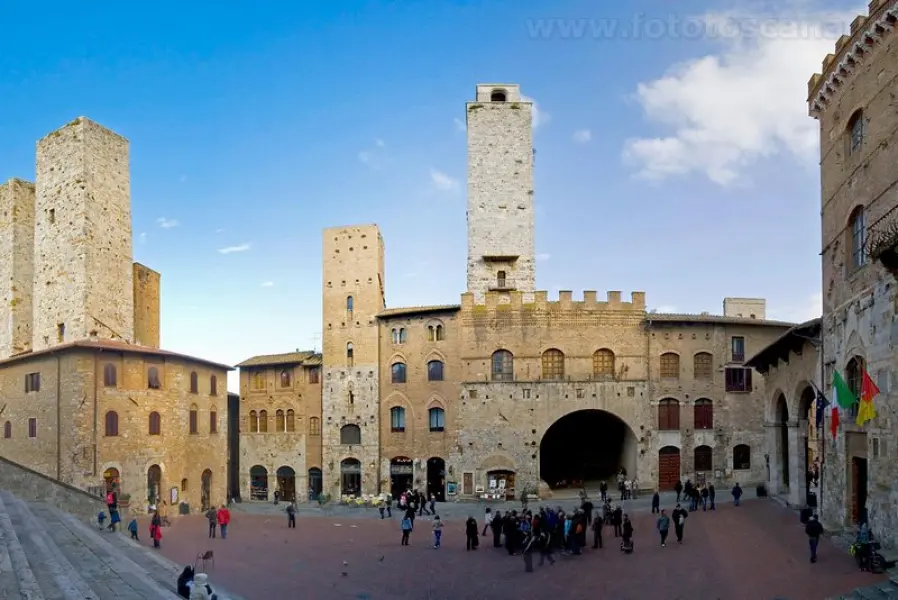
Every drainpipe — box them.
[56,354,61,480]
[93,352,99,477]
[645,319,653,481]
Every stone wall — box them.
[0,178,35,358]
[132,263,160,348]
[33,117,134,350]
[466,85,535,302]
[0,455,105,523]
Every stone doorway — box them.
[201,469,212,510]
[249,465,268,501]
[276,466,296,503]
[104,467,120,493]
[426,457,445,502]
[539,409,637,490]
[308,468,322,502]
[340,459,361,496]
[775,394,790,493]
[147,465,162,506]
[389,457,413,499]
[658,446,680,490]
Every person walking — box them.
[217,504,230,538]
[431,515,443,548]
[672,503,688,544]
[400,516,413,546]
[621,514,634,552]
[204,507,217,538]
[656,509,671,547]
[465,516,479,550]
[732,482,743,506]
[591,511,603,549]
[286,501,296,528]
[805,514,824,563]
[674,480,683,503]
[651,489,660,514]
[708,484,716,510]
[482,507,493,536]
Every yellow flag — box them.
[856,399,877,426]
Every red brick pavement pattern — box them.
[144,500,883,600]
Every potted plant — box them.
[117,492,131,508]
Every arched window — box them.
[429,407,445,432]
[694,399,713,429]
[276,410,286,432]
[541,349,564,379]
[435,325,444,341]
[189,371,198,394]
[658,399,680,430]
[392,328,400,344]
[189,404,198,434]
[181,478,188,492]
[280,370,292,388]
[149,411,161,435]
[103,363,117,387]
[105,411,119,436]
[346,295,354,312]
[391,362,407,384]
[846,356,864,417]
[497,270,507,288]
[346,343,354,367]
[491,350,514,381]
[259,409,269,433]
[399,328,407,343]
[390,407,406,432]
[309,417,320,436]
[847,109,865,154]
[660,353,680,379]
[210,375,218,395]
[147,366,161,389]
[693,352,713,380]
[251,371,265,390]
[593,349,615,379]
[491,89,507,102]
[340,424,361,445]
[286,409,295,432]
[3,421,10,439]
[848,206,867,270]
[427,360,444,382]
[249,410,258,433]
[733,444,751,470]
[694,445,712,472]
[210,408,218,433]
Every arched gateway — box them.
[539,409,638,489]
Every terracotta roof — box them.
[645,313,797,327]
[745,318,822,374]
[236,350,321,368]
[377,305,461,319]
[0,339,233,370]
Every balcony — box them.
[867,203,898,272]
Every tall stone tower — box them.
[0,179,35,357]
[466,83,535,302]
[321,225,384,496]
[33,117,134,350]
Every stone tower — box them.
[33,117,134,350]
[0,179,35,357]
[466,83,535,302]
[321,225,384,496]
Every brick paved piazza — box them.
[151,499,880,600]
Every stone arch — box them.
[100,461,125,492]
[538,344,568,355]
[423,348,448,364]
[651,393,684,406]
[384,390,414,414]
[766,388,788,422]
[793,381,817,421]
[479,452,516,472]
[426,395,446,411]
[387,351,408,365]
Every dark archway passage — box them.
[540,409,637,488]
[776,394,789,491]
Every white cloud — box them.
[652,305,678,314]
[215,228,225,234]
[454,117,466,132]
[375,138,385,147]
[572,129,592,143]
[430,169,459,191]
[179,174,188,183]
[623,8,854,185]
[536,253,551,261]
[521,95,549,129]
[157,217,179,229]
[358,151,371,164]
[138,232,147,244]
[260,281,274,288]
[218,243,251,255]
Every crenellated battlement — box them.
[460,290,646,313]
[807,0,897,118]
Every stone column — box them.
[787,422,806,507]
[764,423,782,494]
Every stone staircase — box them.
[0,489,241,599]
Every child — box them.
[128,517,139,541]
[108,509,121,532]
[432,515,443,549]
[400,517,412,546]
[97,510,107,530]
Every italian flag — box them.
[831,370,858,439]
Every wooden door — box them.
[463,472,474,495]
[658,447,681,491]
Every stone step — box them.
[0,492,99,600]
[0,503,21,599]
[29,502,180,600]
[0,493,49,600]
[0,494,44,600]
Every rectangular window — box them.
[308,367,320,384]
[725,367,752,393]
[210,411,218,434]
[522,389,531,399]
[189,410,198,434]
[731,337,745,362]
[252,371,265,390]
[25,373,40,393]
[28,418,37,438]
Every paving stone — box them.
[0,493,48,599]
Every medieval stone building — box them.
[0,118,230,512]
[239,84,796,502]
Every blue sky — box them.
[0,0,861,391]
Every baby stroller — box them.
[620,537,634,554]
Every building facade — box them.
[807,0,898,543]
[0,118,231,512]
[240,84,796,501]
